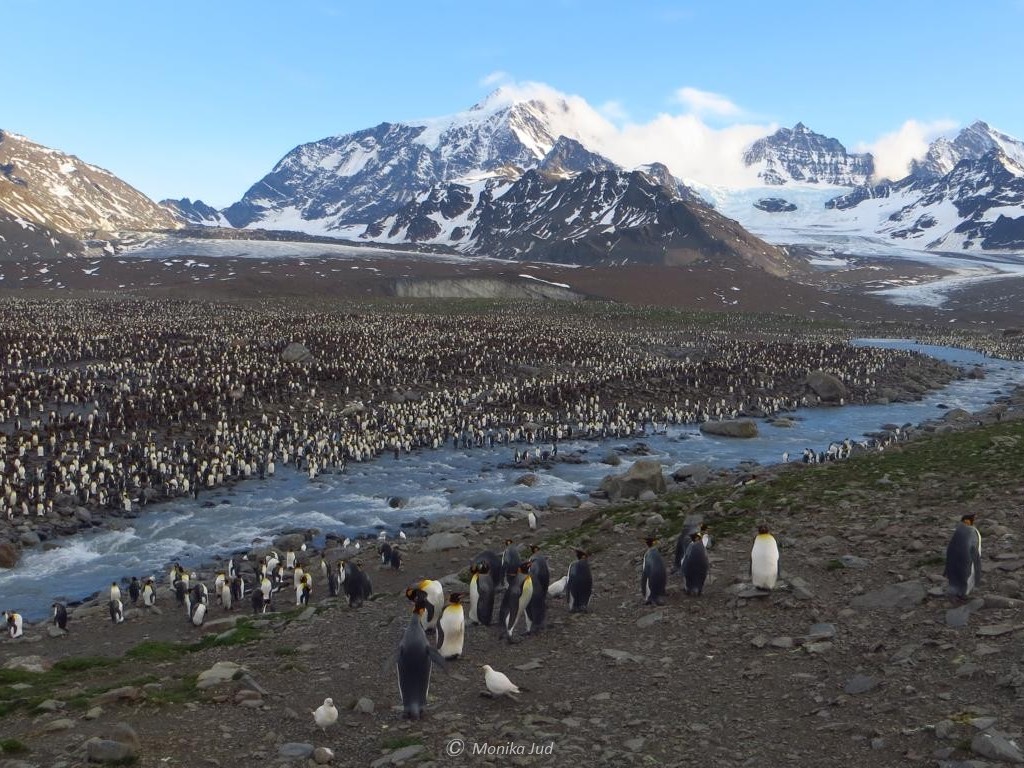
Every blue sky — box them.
[5,0,1023,206]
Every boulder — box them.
[601,452,622,466]
[599,459,667,501]
[806,370,847,402]
[272,532,307,551]
[699,420,758,438]
[546,494,582,509]
[196,661,245,690]
[420,532,468,552]
[86,738,135,764]
[0,540,20,568]
[515,474,539,487]
[280,342,313,364]
[672,464,711,484]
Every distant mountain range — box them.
[2,87,1023,264]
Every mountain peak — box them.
[743,123,873,186]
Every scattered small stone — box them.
[806,623,837,640]
[934,720,956,740]
[850,581,926,611]
[971,732,1024,763]
[843,675,880,695]
[197,661,245,689]
[804,641,833,654]
[514,660,543,671]
[371,744,425,767]
[770,637,794,649]
[85,737,134,764]
[624,738,646,752]
[601,649,644,664]
[36,698,64,712]
[83,706,103,720]
[976,624,1022,637]
[946,599,985,628]
[970,717,997,731]
[839,555,870,569]
[277,743,315,760]
[354,697,374,714]
[636,612,663,628]
[314,747,335,765]
[43,717,75,732]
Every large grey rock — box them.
[19,531,41,547]
[421,532,468,552]
[196,661,245,689]
[107,723,140,753]
[699,420,758,438]
[806,370,848,402]
[273,532,307,551]
[86,737,134,764]
[546,494,582,509]
[278,743,315,760]
[971,733,1024,763]
[280,342,313,364]
[599,459,667,501]
[0,540,19,568]
[5,655,52,672]
[672,464,711,484]
[850,581,926,611]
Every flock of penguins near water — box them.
[0,298,1015,716]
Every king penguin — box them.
[641,537,667,605]
[395,598,446,720]
[142,578,156,607]
[526,554,549,633]
[750,525,781,590]
[567,549,592,613]
[128,577,141,605]
[944,513,982,597]
[109,598,125,624]
[342,561,372,608]
[190,598,207,626]
[468,562,495,626]
[501,539,521,589]
[681,532,710,596]
[408,579,443,630]
[498,562,533,643]
[52,602,68,631]
[437,593,466,659]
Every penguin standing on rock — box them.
[52,602,68,631]
[641,537,667,605]
[750,525,780,590]
[394,598,446,720]
[681,532,710,596]
[567,549,592,613]
[944,513,982,598]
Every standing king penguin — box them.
[567,549,592,612]
[641,537,667,605]
[437,593,466,659]
[750,525,781,590]
[52,602,68,631]
[468,562,495,626]
[944,513,982,597]
[681,532,710,596]
[395,598,446,720]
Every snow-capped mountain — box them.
[0,208,82,260]
[0,129,178,251]
[161,197,232,227]
[911,120,1024,180]
[742,123,874,186]
[825,148,1024,250]
[363,165,799,274]
[223,87,615,232]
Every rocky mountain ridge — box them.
[0,130,178,259]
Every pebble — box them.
[636,612,664,628]
[354,697,375,714]
[42,717,75,732]
[314,747,335,764]
[971,732,1024,763]
[843,675,880,695]
[277,743,315,760]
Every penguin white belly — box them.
[468,576,480,624]
[751,536,780,590]
[438,607,465,658]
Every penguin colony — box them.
[0,297,972,543]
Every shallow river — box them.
[2,340,1021,619]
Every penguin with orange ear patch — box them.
[394,597,446,720]
[499,562,533,643]
[567,549,592,612]
[437,593,465,659]
[944,513,982,598]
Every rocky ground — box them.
[1,400,1023,768]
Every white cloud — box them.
[598,100,629,123]
[479,71,510,87]
[674,87,741,118]
[858,119,958,181]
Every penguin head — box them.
[574,548,589,560]
[529,543,541,554]
[690,532,700,542]
[505,539,514,546]
[469,563,479,575]
[519,561,533,574]
[757,524,770,535]
[645,537,657,548]
[448,593,464,604]
[961,513,976,526]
